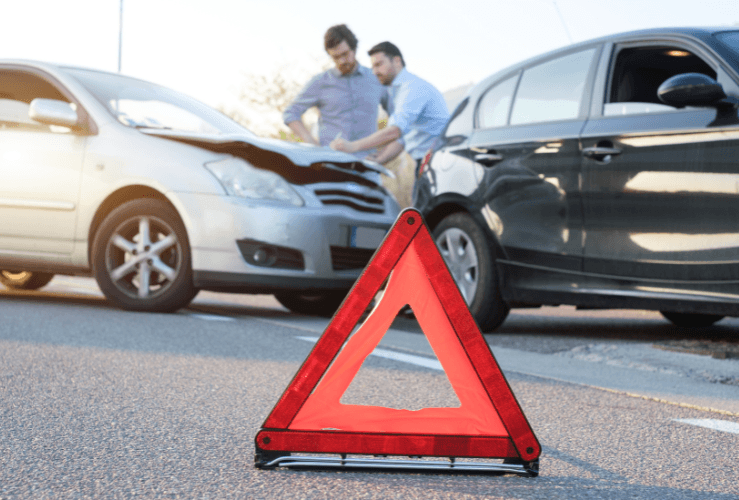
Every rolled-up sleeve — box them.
[387,81,424,135]
[283,74,322,125]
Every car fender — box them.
[418,192,508,261]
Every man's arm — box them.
[330,125,401,154]
[287,120,319,145]
[283,73,322,145]
[371,140,404,165]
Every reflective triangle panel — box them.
[257,209,540,462]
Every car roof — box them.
[469,26,738,97]
[0,59,163,87]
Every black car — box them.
[415,27,739,331]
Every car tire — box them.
[274,290,349,317]
[433,212,509,332]
[0,270,54,291]
[92,199,195,312]
[660,311,724,328]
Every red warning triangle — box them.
[256,209,540,464]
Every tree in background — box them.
[219,62,326,140]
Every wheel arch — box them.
[421,195,508,260]
[87,185,183,265]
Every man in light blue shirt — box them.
[283,25,386,157]
[330,41,449,170]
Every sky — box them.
[1,0,738,133]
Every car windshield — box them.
[64,68,253,136]
[715,31,739,58]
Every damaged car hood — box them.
[140,129,394,187]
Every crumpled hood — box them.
[140,129,394,187]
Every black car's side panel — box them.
[582,54,739,283]
[467,120,586,271]
[499,260,739,317]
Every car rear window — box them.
[510,48,597,125]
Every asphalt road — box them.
[1,277,738,499]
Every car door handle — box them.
[474,153,504,166]
[582,147,622,159]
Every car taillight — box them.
[418,149,433,178]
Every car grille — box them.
[330,246,375,270]
[312,185,386,214]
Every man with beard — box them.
[283,24,386,158]
[330,41,449,172]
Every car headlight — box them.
[205,157,304,207]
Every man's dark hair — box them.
[324,24,358,52]
[368,41,405,67]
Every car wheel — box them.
[433,212,509,332]
[274,290,349,317]
[660,311,724,328]
[0,270,54,290]
[92,199,195,312]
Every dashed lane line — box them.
[190,313,236,322]
[673,418,739,434]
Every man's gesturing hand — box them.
[330,136,358,153]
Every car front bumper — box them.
[173,192,398,293]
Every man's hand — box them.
[330,137,358,154]
[287,120,319,146]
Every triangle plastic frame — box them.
[255,209,540,473]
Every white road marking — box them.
[191,314,235,322]
[673,418,739,434]
[70,288,103,296]
[255,318,327,335]
[296,336,442,371]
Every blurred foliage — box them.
[220,61,329,140]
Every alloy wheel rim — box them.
[436,227,479,305]
[105,215,182,300]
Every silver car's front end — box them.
[177,174,399,293]
[0,61,400,313]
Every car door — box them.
[0,68,86,260]
[581,40,739,283]
[465,45,601,272]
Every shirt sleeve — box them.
[283,73,323,125]
[387,80,425,135]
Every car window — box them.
[0,70,70,132]
[606,45,716,115]
[510,48,596,126]
[715,31,739,57]
[477,74,518,129]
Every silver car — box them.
[0,60,400,315]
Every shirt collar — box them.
[390,68,410,88]
[331,63,364,78]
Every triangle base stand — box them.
[255,451,539,477]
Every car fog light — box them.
[253,248,269,264]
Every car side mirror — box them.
[657,73,727,108]
[29,98,80,128]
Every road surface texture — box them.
[0,278,737,499]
